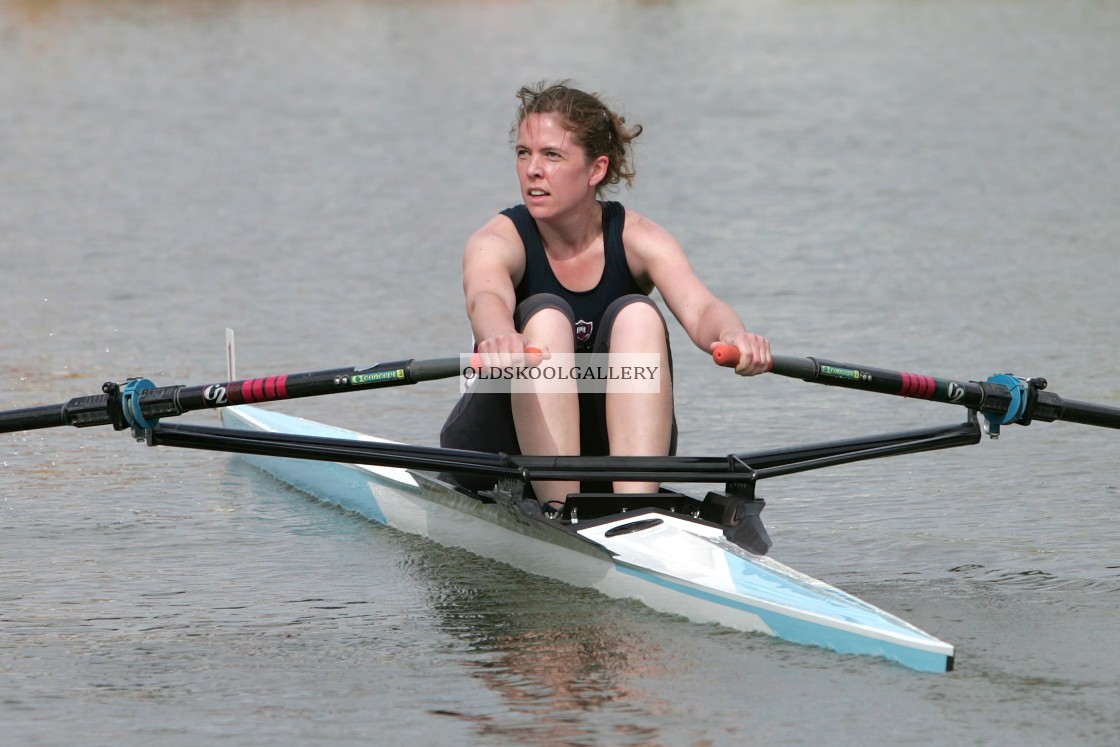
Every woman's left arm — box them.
[625,213,771,376]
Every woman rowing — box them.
[441,81,771,510]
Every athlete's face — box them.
[516,113,607,220]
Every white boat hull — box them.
[220,404,954,673]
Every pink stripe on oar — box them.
[900,372,935,399]
[238,378,277,403]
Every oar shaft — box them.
[0,402,83,432]
[713,346,1120,430]
[0,357,464,434]
[0,392,123,433]
[770,355,1003,412]
[1032,392,1120,430]
[173,358,459,411]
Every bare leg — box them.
[512,307,579,508]
[605,302,673,494]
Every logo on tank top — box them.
[574,320,593,344]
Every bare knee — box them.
[609,300,667,349]
[522,307,576,351]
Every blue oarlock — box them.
[120,377,158,438]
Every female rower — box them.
[441,81,770,510]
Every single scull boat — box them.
[3,339,1117,672]
[213,402,958,673]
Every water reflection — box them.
[402,549,673,746]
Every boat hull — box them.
[220,405,954,673]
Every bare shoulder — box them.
[465,214,526,275]
[621,209,676,245]
[467,213,522,253]
[621,209,693,286]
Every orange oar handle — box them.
[712,344,780,373]
[470,345,544,370]
[712,344,740,368]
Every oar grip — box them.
[469,345,544,370]
[712,344,739,368]
[712,346,820,380]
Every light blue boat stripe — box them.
[614,562,951,673]
[242,454,390,526]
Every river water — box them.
[2,1,1118,745]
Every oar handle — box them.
[711,345,817,379]
[468,345,544,370]
[712,344,737,367]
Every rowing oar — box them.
[0,357,463,435]
[713,345,1120,433]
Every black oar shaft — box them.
[0,391,124,432]
[172,358,460,411]
[771,355,1003,412]
[1032,393,1120,430]
[0,402,78,432]
[0,357,463,434]
[769,355,1120,430]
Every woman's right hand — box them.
[474,333,546,368]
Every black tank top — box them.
[503,201,647,351]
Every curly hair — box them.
[512,81,643,196]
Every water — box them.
[2,0,1119,744]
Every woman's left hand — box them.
[710,332,771,376]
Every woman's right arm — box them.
[463,216,531,365]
